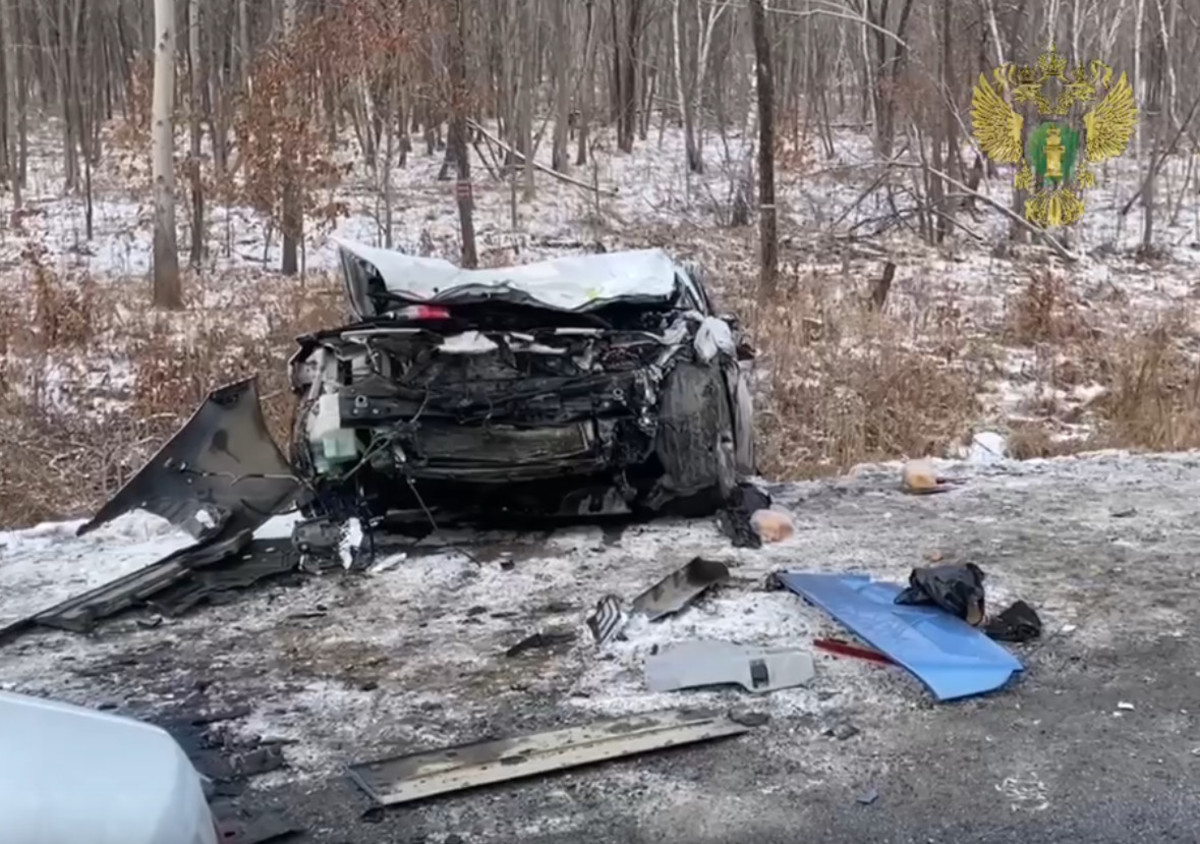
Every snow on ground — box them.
[0,512,193,628]
[3,447,1186,816]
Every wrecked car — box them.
[78,240,756,563]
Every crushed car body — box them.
[80,240,756,562]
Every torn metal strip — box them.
[347,710,750,807]
[630,557,729,621]
[34,530,253,634]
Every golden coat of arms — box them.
[971,44,1138,228]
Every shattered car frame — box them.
[79,240,756,560]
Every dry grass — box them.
[5,249,1200,530]
[0,258,342,528]
[1090,310,1200,451]
[744,265,985,478]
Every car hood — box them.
[333,238,703,318]
[0,691,216,844]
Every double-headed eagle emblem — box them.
[971,44,1138,228]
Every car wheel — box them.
[641,360,737,510]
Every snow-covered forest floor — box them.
[3,114,1200,527]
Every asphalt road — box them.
[6,451,1200,843]
[238,453,1200,844]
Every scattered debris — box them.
[585,594,627,645]
[213,812,303,844]
[717,482,772,548]
[777,572,1023,702]
[894,562,987,627]
[985,601,1043,643]
[346,709,752,808]
[901,458,962,494]
[644,641,815,694]
[367,553,406,575]
[630,557,730,621]
[750,509,795,543]
[504,628,578,658]
[856,786,880,805]
[813,637,894,665]
[0,536,308,646]
[826,723,860,741]
[231,746,287,778]
[587,558,730,646]
[728,709,771,727]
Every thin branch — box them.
[890,162,1080,262]
[467,118,618,196]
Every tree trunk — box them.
[280,0,300,276]
[449,0,477,268]
[2,0,21,205]
[618,0,641,153]
[187,0,204,269]
[576,0,596,166]
[550,0,571,173]
[152,0,182,309]
[749,0,776,296]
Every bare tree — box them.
[750,0,776,295]
[152,0,182,309]
[448,0,477,267]
[187,0,204,268]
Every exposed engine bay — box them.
[77,243,756,568]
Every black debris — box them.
[985,600,1043,643]
[504,629,577,657]
[214,812,303,844]
[894,562,987,626]
[826,723,860,741]
[717,482,772,548]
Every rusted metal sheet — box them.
[347,710,750,807]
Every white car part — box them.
[0,690,217,844]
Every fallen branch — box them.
[467,119,618,197]
[1119,90,1200,216]
[891,162,1079,263]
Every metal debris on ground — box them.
[778,572,1024,702]
[213,811,304,844]
[504,628,578,657]
[644,641,815,694]
[585,594,627,645]
[585,557,730,646]
[856,787,879,805]
[346,709,753,808]
[0,536,310,646]
[629,557,730,621]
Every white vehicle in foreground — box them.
[0,690,217,844]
